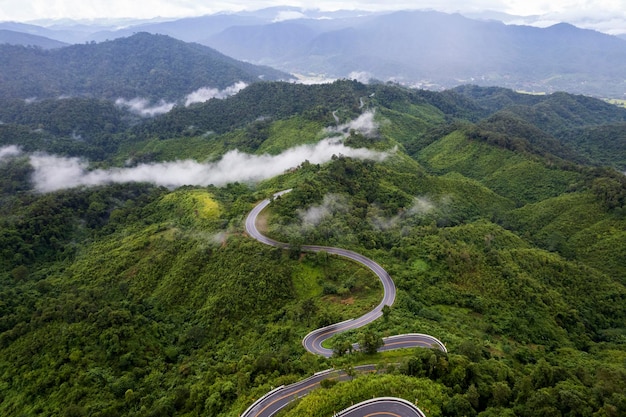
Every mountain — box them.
[0,21,72,42]
[0,32,290,101]
[453,85,626,169]
[83,14,269,44]
[206,10,626,98]
[0,18,177,44]
[5,9,626,97]
[0,8,341,45]
[202,21,320,65]
[0,29,68,49]
[1,80,625,416]
[0,8,382,45]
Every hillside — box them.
[0,32,290,101]
[4,9,626,98]
[0,29,68,49]
[0,81,625,416]
[453,86,626,169]
[206,11,626,97]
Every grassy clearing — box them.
[292,262,323,299]
[606,98,626,108]
[158,189,221,226]
[188,190,221,219]
[298,254,383,322]
[331,348,426,368]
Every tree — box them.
[332,339,353,357]
[358,331,384,354]
[382,304,391,322]
[300,299,318,324]
[10,265,28,282]
[466,384,480,409]
[491,381,512,407]
[445,393,476,417]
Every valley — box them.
[0,22,625,417]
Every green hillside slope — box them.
[0,81,625,417]
[0,33,289,101]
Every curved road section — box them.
[243,190,446,417]
[336,397,426,417]
[245,190,445,357]
[241,365,377,417]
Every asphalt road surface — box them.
[243,190,445,417]
[336,398,427,417]
[241,365,377,417]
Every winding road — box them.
[243,190,446,417]
[337,398,426,417]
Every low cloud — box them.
[408,196,435,215]
[115,98,175,117]
[370,196,437,231]
[184,82,248,106]
[0,145,22,161]
[115,83,248,116]
[348,71,373,84]
[29,138,388,193]
[273,10,307,22]
[326,110,379,138]
[298,194,348,228]
[210,231,228,245]
[292,75,337,85]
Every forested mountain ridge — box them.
[0,81,625,416]
[134,81,626,170]
[0,32,290,101]
[4,9,626,97]
[448,85,626,169]
[5,80,624,169]
[0,29,68,49]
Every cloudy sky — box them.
[0,1,624,26]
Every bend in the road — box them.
[245,190,445,357]
[335,397,426,417]
[243,190,446,416]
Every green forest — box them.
[0,80,625,417]
[0,33,288,101]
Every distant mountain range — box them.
[0,33,289,101]
[2,8,626,97]
[206,10,626,98]
[0,29,68,49]
[0,8,382,44]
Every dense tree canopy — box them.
[0,81,625,416]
